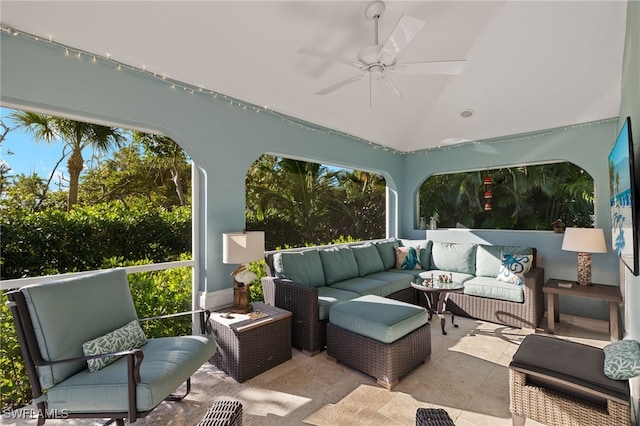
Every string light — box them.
[1,24,400,153]
[13,24,578,154]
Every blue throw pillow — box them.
[603,339,640,380]
[394,246,421,270]
[497,254,532,286]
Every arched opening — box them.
[418,162,595,230]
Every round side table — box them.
[411,278,464,335]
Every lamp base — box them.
[576,252,592,286]
[232,281,253,313]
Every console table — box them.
[543,278,622,341]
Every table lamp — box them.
[222,230,265,313]
[561,227,607,286]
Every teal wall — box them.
[0,33,404,301]
[618,0,640,422]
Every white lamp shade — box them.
[561,228,607,253]
[222,231,265,264]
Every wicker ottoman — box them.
[416,408,455,425]
[509,335,630,426]
[327,295,431,389]
[198,400,242,426]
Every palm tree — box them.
[9,111,125,211]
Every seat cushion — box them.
[463,276,525,303]
[329,295,428,343]
[317,286,360,321]
[365,271,415,294]
[510,335,629,403]
[273,249,325,287]
[319,246,359,285]
[329,277,392,297]
[46,335,216,413]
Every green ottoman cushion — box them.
[329,295,428,344]
[317,286,360,321]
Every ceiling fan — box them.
[298,1,466,104]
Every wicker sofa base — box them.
[326,321,431,390]
[509,369,630,426]
[446,266,544,329]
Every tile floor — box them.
[2,313,612,426]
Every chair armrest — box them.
[523,267,545,323]
[262,277,323,353]
[262,277,319,319]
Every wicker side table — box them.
[209,302,292,382]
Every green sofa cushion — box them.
[319,246,359,285]
[20,269,139,389]
[374,239,399,270]
[352,244,385,276]
[366,271,415,294]
[273,249,325,287]
[475,245,534,278]
[463,276,524,303]
[317,286,360,321]
[46,335,215,413]
[330,277,392,297]
[329,295,428,344]
[430,242,477,275]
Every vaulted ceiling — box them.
[0,1,628,152]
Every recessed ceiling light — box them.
[461,109,475,118]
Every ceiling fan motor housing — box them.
[357,45,396,69]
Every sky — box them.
[1,107,122,189]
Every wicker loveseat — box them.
[262,238,544,356]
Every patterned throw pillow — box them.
[603,339,640,380]
[394,246,421,270]
[83,320,147,372]
[496,254,532,286]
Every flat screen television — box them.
[609,116,639,276]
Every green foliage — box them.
[246,155,385,249]
[248,259,266,302]
[102,256,193,337]
[419,163,595,230]
[0,203,191,279]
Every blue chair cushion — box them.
[46,335,215,413]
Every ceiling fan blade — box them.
[380,75,402,99]
[297,47,360,68]
[315,74,364,95]
[392,60,467,75]
[379,15,426,61]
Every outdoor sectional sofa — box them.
[262,238,544,356]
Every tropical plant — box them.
[8,111,126,211]
[133,132,190,206]
[246,155,385,248]
[419,162,595,229]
